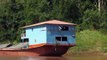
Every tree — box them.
[0,0,106,43]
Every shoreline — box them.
[64,51,107,56]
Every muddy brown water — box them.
[0,56,107,60]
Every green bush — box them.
[71,30,107,53]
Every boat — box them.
[0,20,76,56]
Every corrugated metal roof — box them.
[22,20,77,28]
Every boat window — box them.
[24,38,29,42]
[59,26,69,31]
[62,37,67,41]
[56,36,67,41]
[56,37,61,41]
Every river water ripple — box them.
[0,56,107,60]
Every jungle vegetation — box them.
[0,0,107,52]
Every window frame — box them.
[55,36,68,41]
[56,37,61,41]
[59,26,69,31]
[62,37,67,41]
[22,38,29,42]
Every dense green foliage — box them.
[66,30,107,55]
[0,0,106,43]
[74,30,107,52]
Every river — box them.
[0,56,107,60]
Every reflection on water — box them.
[0,56,107,60]
[19,56,68,60]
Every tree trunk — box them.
[98,0,106,13]
[98,0,101,12]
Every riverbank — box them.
[65,30,107,56]
[65,51,107,57]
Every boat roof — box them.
[22,20,77,28]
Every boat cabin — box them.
[21,20,76,48]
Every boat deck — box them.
[0,43,28,50]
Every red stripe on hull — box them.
[0,45,74,56]
[29,43,76,49]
